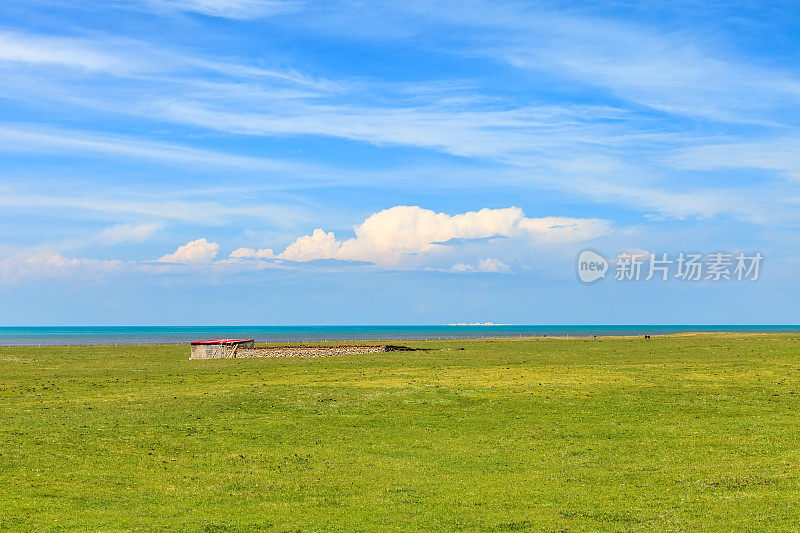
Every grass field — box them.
[2,334,800,531]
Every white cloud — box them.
[0,189,309,227]
[385,2,800,123]
[156,237,219,263]
[277,205,611,266]
[0,125,318,173]
[1,28,793,225]
[0,222,163,258]
[281,229,341,262]
[669,138,800,180]
[516,216,614,244]
[96,223,162,245]
[155,101,625,162]
[145,0,301,19]
[0,206,607,280]
[0,252,122,283]
[0,30,334,91]
[3,7,794,234]
[0,31,134,73]
[451,258,510,273]
[229,246,275,259]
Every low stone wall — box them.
[235,344,401,358]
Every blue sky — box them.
[1,0,799,325]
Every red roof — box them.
[190,338,253,345]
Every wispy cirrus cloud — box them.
[0,188,311,226]
[359,1,800,124]
[2,1,800,246]
[0,251,123,283]
[0,124,321,173]
[143,0,302,19]
[0,31,142,74]
[0,222,161,284]
[96,223,163,245]
[152,100,633,162]
[3,29,788,226]
[669,138,800,181]
[0,222,163,259]
[0,30,336,90]
[2,18,798,229]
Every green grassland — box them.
[2,334,800,531]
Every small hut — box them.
[190,338,254,359]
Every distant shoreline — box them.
[1,326,799,347]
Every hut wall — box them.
[190,340,254,359]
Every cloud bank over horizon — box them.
[0,205,611,282]
[231,205,611,267]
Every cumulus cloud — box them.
[451,258,510,273]
[276,206,610,265]
[229,246,275,259]
[0,206,609,282]
[156,237,219,263]
[142,206,609,273]
[280,228,342,262]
